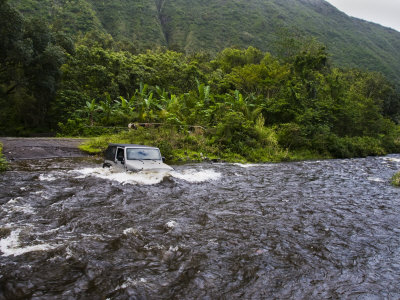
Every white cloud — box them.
[325,0,400,32]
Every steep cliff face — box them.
[9,0,400,83]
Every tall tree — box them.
[0,1,66,135]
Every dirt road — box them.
[0,137,89,160]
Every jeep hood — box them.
[125,160,173,171]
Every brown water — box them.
[1,156,400,299]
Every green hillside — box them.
[9,0,400,83]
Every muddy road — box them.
[0,138,89,161]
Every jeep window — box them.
[116,148,125,161]
[126,148,161,160]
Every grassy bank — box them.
[78,126,330,164]
[0,143,8,172]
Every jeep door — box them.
[115,147,126,170]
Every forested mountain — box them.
[8,0,400,84]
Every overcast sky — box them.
[325,0,400,32]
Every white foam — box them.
[165,220,177,229]
[0,229,56,257]
[7,197,23,204]
[114,277,148,291]
[65,246,74,259]
[74,167,169,185]
[382,157,400,163]
[4,198,34,215]
[123,227,139,235]
[39,173,57,181]
[170,169,221,183]
[31,190,49,200]
[367,177,385,183]
[9,204,34,214]
[74,167,221,185]
[167,245,179,252]
[233,163,263,168]
[143,243,165,251]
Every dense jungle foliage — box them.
[8,0,400,84]
[1,0,400,162]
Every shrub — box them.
[324,134,352,158]
[392,172,400,187]
[326,136,385,158]
[214,111,259,153]
[155,140,173,161]
[57,119,123,137]
[0,143,8,172]
[277,123,309,149]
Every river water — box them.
[1,155,400,299]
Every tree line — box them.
[1,0,400,161]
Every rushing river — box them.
[1,155,400,299]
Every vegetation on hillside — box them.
[55,39,400,162]
[1,0,400,163]
[8,0,400,85]
[0,0,73,135]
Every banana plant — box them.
[98,93,116,124]
[84,99,97,126]
[155,85,169,105]
[226,90,263,123]
[128,83,163,122]
[162,93,184,124]
[115,95,138,122]
[196,78,211,105]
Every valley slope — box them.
[9,0,400,83]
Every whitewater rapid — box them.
[73,166,222,185]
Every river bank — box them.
[1,134,399,170]
[76,125,400,165]
[76,128,333,164]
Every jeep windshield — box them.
[126,148,161,160]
